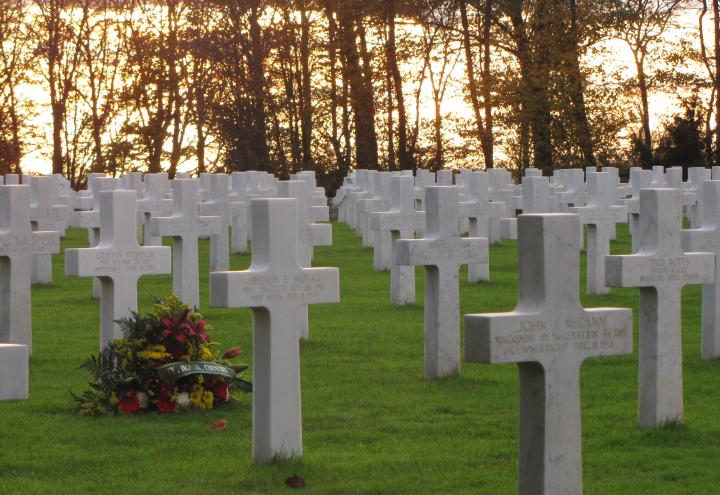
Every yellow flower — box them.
[137,344,171,361]
[189,384,204,408]
[201,390,214,409]
[198,346,215,362]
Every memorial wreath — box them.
[73,295,252,416]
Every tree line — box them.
[0,0,717,190]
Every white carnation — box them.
[177,392,190,408]
[137,392,149,409]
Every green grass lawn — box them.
[1,222,719,494]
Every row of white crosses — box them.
[471,172,720,492]
[0,185,60,400]
[333,166,720,493]
[63,172,330,347]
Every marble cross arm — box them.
[682,228,716,253]
[65,246,171,278]
[137,198,173,214]
[465,308,632,365]
[370,211,424,233]
[33,231,60,256]
[0,231,60,256]
[74,195,94,210]
[210,267,340,309]
[459,200,505,220]
[149,215,222,239]
[31,205,69,225]
[571,205,628,225]
[623,197,640,215]
[311,205,330,223]
[310,223,332,247]
[71,211,99,229]
[395,238,487,267]
[606,254,714,288]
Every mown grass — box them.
[0,221,719,494]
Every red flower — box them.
[214,381,230,402]
[156,398,177,414]
[118,392,141,414]
[161,310,190,345]
[149,380,174,400]
[222,347,243,359]
[161,310,210,348]
[187,319,210,343]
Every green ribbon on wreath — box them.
[157,361,253,392]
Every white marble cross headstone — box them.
[370,173,396,271]
[395,186,487,378]
[557,169,585,210]
[210,198,340,463]
[371,176,425,305]
[571,172,627,295]
[685,167,707,228]
[0,343,28,400]
[682,180,720,360]
[436,170,453,186]
[72,177,118,299]
[230,172,251,253]
[199,174,246,272]
[459,172,502,282]
[278,181,332,269]
[65,191,171,349]
[137,173,173,246]
[624,168,651,254]
[414,170,436,210]
[4,174,20,185]
[150,180,222,308]
[354,171,377,245]
[29,175,69,284]
[607,188,713,426]
[465,213,632,495]
[0,186,60,353]
[650,166,666,187]
[278,180,332,339]
[521,176,553,214]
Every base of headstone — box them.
[0,344,29,400]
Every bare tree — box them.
[615,0,683,155]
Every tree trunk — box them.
[47,1,64,175]
[433,100,444,172]
[714,0,720,164]
[386,1,412,171]
[480,0,495,169]
[299,0,313,170]
[566,0,596,170]
[634,51,652,153]
[7,85,22,174]
[324,5,344,170]
[249,3,271,171]
[385,27,396,171]
[507,0,554,175]
[337,7,379,169]
[460,1,491,169]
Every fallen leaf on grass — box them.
[284,474,306,489]
[209,419,227,431]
